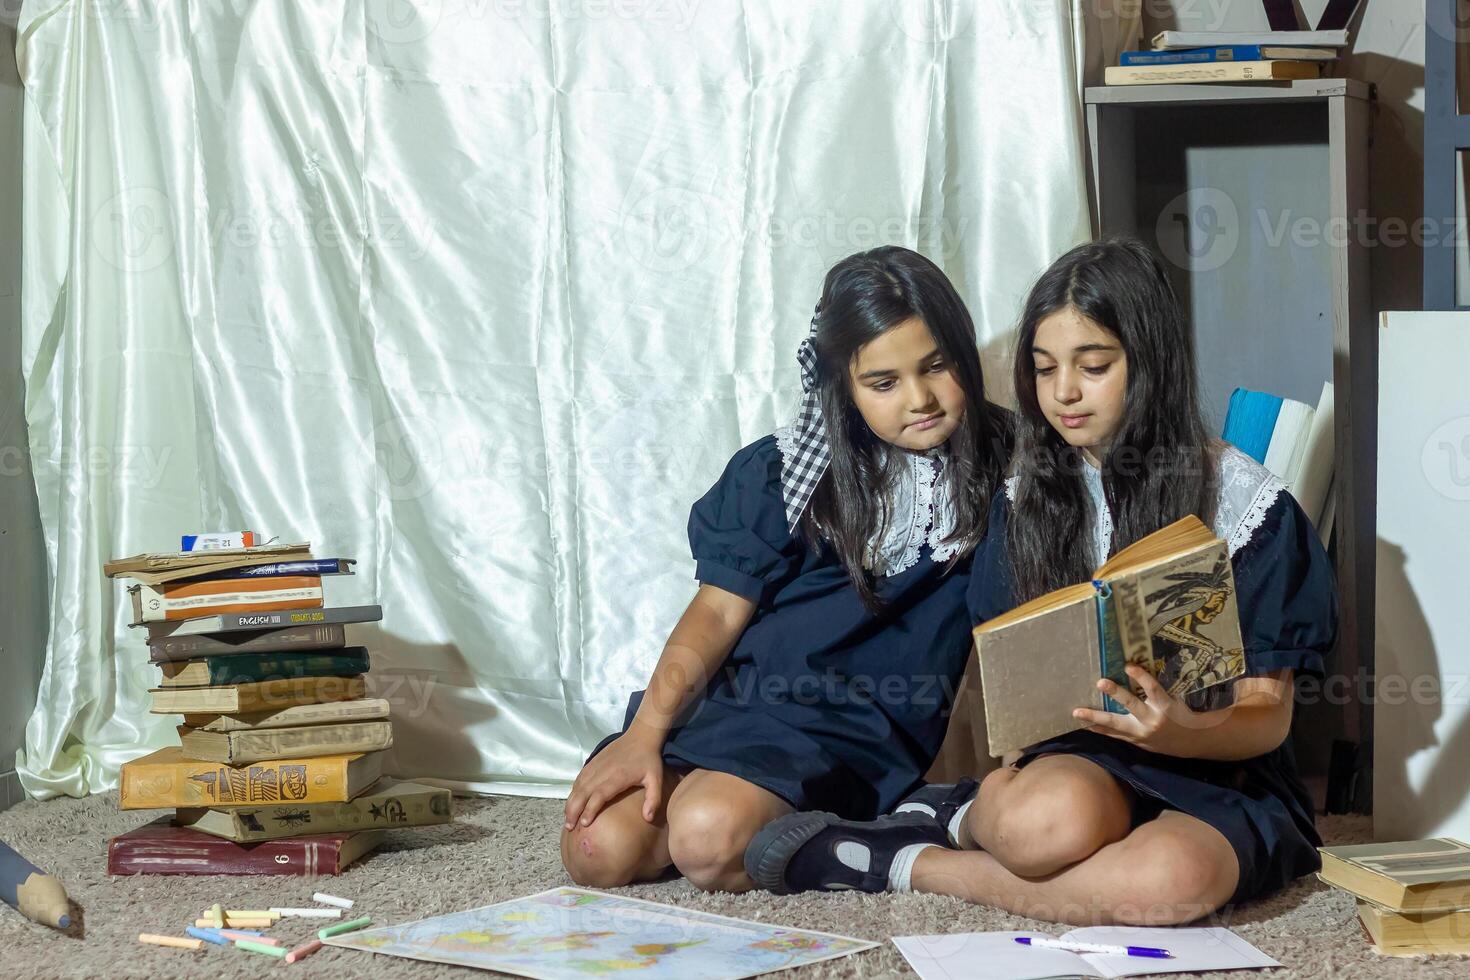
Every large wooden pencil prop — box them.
[0,838,71,928]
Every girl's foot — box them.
[743,811,949,894]
[892,778,979,845]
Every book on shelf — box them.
[142,604,382,640]
[158,648,371,688]
[129,575,324,624]
[1151,29,1349,50]
[183,697,391,733]
[973,515,1244,757]
[1121,45,1337,66]
[148,623,349,662]
[177,720,394,765]
[174,779,451,842]
[1105,61,1323,86]
[119,746,383,809]
[149,675,366,714]
[1319,839,1470,914]
[1357,900,1470,956]
[108,817,383,875]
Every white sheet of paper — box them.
[893,927,1280,980]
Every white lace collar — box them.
[773,428,960,577]
[1003,444,1285,565]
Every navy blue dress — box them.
[967,488,1338,905]
[592,435,976,821]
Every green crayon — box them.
[318,915,371,940]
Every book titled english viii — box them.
[974,515,1245,757]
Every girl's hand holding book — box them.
[563,726,667,830]
[1072,664,1211,758]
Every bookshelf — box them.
[1084,79,1375,810]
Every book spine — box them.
[201,785,450,841]
[1121,45,1263,65]
[148,625,348,661]
[119,756,355,809]
[107,836,346,876]
[147,605,384,637]
[181,559,354,582]
[1092,582,1130,714]
[181,649,371,687]
[215,722,393,765]
[134,577,325,623]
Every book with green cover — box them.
[159,647,371,688]
[177,720,393,764]
[974,515,1245,757]
[174,779,452,842]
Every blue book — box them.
[181,558,356,581]
[1222,388,1283,464]
[1120,45,1334,66]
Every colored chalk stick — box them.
[185,926,229,946]
[312,891,353,909]
[139,933,204,950]
[208,902,224,928]
[270,907,341,918]
[234,938,288,958]
[285,939,324,964]
[220,930,279,945]
[318,916,371,940]
[224,909,279,919]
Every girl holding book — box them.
[744,237,1338,923]
[560,246,1013,892]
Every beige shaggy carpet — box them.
[1,791,1466,978]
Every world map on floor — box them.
[323,886,878,978]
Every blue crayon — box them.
[186,926,229,945]
[0,838,70,929]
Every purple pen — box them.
[1015,936,1174,958]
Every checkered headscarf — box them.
[780,304,830,530]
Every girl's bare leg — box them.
[560,767,685,887]
[913,809,1240,925]
[664,769,794,892]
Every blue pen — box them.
[1015,936,1173,958]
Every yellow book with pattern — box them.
[119,746,382,810]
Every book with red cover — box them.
[107,816,383,876]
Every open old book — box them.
[974,515,1246,757]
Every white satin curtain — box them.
[15,0,1135,799]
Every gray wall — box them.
[1,4,49,810]
[1142,0,1425,313]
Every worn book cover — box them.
[107,817,383,875]
[177,720,393,764]
[119,746,382,809]
[159,648,370,688]
[104,542,312,584]
[149,675,366,714]
[142,604,382,640]
[129,575,324,624]
[976,516,1245,757]
[1320,839,1470,913]
[148,623,348,662]
[175,779,452,842]
[184,697,391,733]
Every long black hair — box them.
[801,246,1012,612]
[1009,236,1216,603]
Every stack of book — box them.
[1107,29,1348,87]
[1318,838,1470,957]
[103,536,453,875]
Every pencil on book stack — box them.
[103,533,453,874]
[1317,838,1470,956]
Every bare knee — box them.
[560,814,651,889]
[665,798,755,892]
[1107,831,1238,924]
[977,767,1131,877]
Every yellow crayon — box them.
[195,916,273,929]
[139,933,204,950]
[225,909,280,920]
[208,902,224,928]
